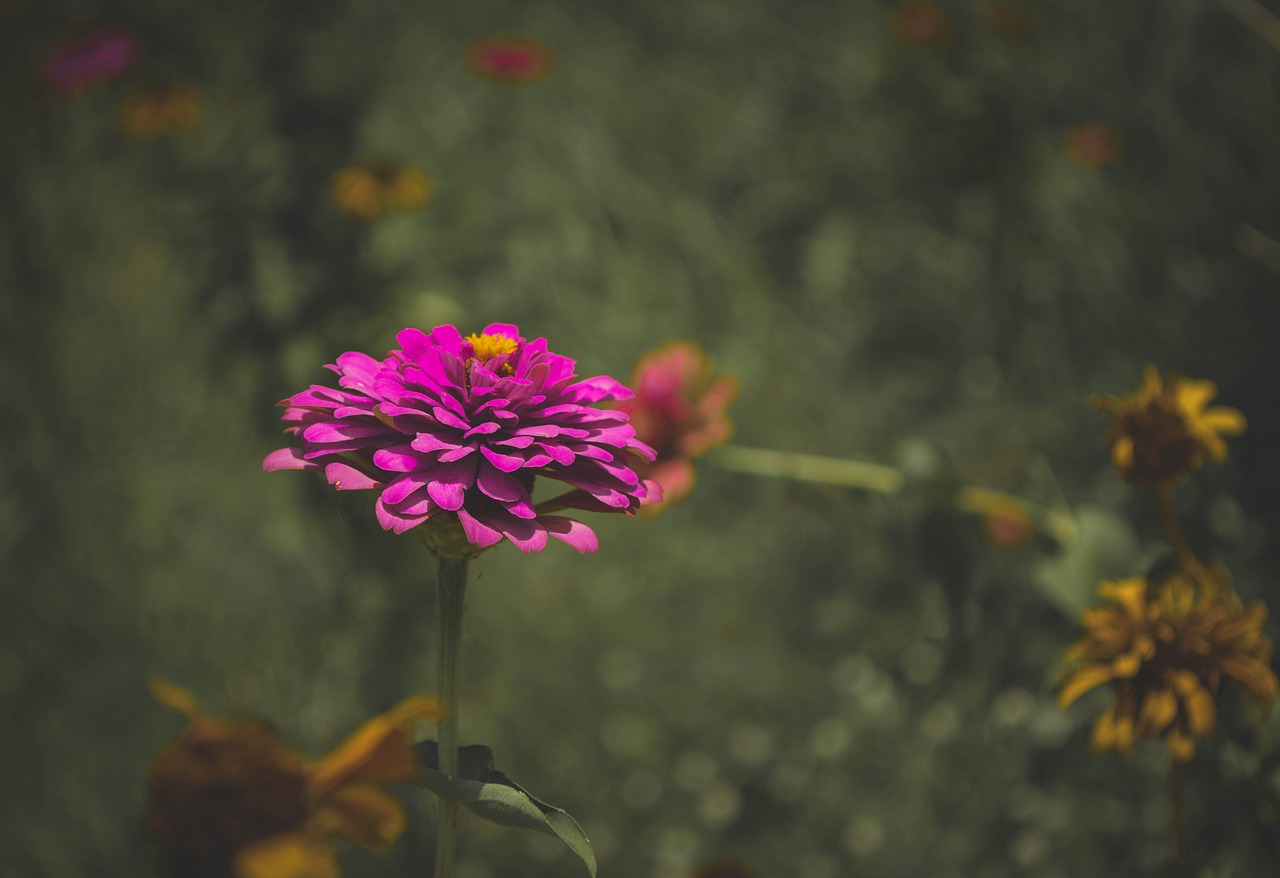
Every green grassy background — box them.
[4,1,1280,876]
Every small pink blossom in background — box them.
[41,25,141,93]
[466,34,556,84]
[1066,122,1121,170]
[614,341,738,512]
[264,324,660,554]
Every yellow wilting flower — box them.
[145,679,441,878]
[331,160,432,221]
[1058,577,1277,762]
[1093,365,1246,485]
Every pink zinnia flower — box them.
[614,341,738,510]
[41,25,141,93]
[263,324,660,555]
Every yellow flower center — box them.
[466,332,518,363]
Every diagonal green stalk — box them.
[434,555,469,878]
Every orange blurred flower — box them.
[893,0,951,50]
[331,160,432,221]
[466,34,556,84]
[1066,122,1121,169]
[145,680,440,878]
[984,2,1035,39]
[1058,576,1276,762]
[1093,365,1246,485]
[615,341,738,511]
[119,83,205,141]
[983,507,1035,549]
[959,488,1037,549]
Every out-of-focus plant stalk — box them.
[1218,0,1280,53]
[1172,756,1188,873]
[712,444,905,493]
[434,556,469,878]
[712,445,1077,544]
[1153,482,1211,590]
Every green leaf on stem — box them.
[413,741,597,878]
[1032,504,1138,616]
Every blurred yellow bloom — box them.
[1093,365,1246,485]
[1058,577,1277,762]
[119,83,204,141]
[331,160,432,221]
[145,679,440,878]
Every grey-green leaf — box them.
[1032,504,1139,617]
[413,742,597,878]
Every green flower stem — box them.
[712,444,906,493]
[1171,756,1188,874]
[434,555,469,878]
[711,444,1077,544]
[1153,482,1211,590]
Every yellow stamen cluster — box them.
[1093,365,1246,485]
[465,332,518,363]
[1058,577,1277,762]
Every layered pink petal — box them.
[264,323,655,553]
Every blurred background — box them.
[4,1,1280,876]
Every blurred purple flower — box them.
[41,25,141,93]
[466,34,556,85]
[264,324,661,554]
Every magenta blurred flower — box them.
[264,324,660,555]
[466,34,556,84]
[615,341,738,511]
[41,25,141,93]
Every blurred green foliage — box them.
[4,1,1280,876]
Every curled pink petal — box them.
[263,447,317,472]
[325,462,384,491]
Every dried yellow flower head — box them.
[1093,365,1245,485]
[145,680,440,878]
[147,712,310,878]
[1058,577,1277,762]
